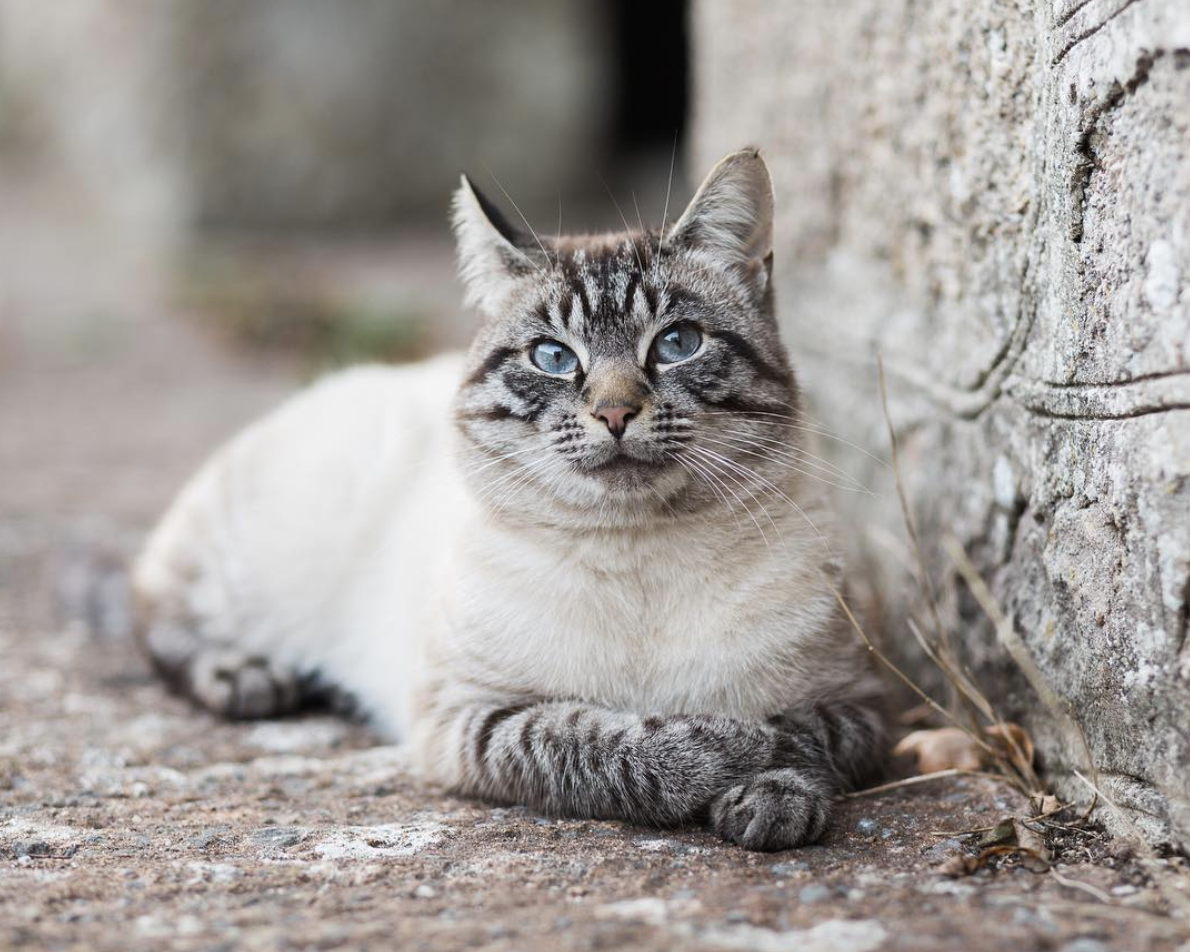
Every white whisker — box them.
[483,166,553,272]
[696,432,873,495]
[689,444,826,549]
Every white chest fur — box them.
[438,509,834,721]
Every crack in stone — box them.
[1068,50,1159,243]
[1052,0,1147,66]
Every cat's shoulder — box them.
[262,352,466,426]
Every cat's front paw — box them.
[709,768,834,851]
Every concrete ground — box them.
[1,176,1188,952]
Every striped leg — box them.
[434,696,882,846]
[709,700,886,850]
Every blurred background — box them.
[0,0,692,589]
[0,0,689,369]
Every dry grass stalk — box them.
[944,535,1100,814]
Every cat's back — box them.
[134,353,466,631]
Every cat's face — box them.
[452,150,802,528]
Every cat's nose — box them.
[592,401,639,439]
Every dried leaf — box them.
[938,847,1015,878]
[978,818,1017,848]
[1012,819,1051,872]
[1030,794,1062,818]
[985,723,1035,776]
[937,853,982,878]
[893,728,986,773]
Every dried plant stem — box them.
[945,536,1099,809]
[1048,867,1116,904]
[876,356,951,656]
[844,768,1011,799]
[821,572,1000,761]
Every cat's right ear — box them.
[452,175,548,316]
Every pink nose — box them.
[593,402,639,439]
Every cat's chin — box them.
[581,455,670,482]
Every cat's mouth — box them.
[578,450,670,481]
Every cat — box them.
[132,148,885,851]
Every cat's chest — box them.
[444,524,800,717]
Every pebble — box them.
[1058,940,1110,952]
[798,883,833,904]
[770,861,810,877]
[188,830,223,850]
[251,827,306,850]
[12,840,51,858]
[923,837,964,861]
[855,818,878,835]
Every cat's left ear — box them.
[452,175,550,316]
[666,148,774,293]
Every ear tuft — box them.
[451,175,547,315]
[666,149,774,269]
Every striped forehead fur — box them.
[449,149,805,529]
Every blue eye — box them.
[530,340,580,375]
[651,323,702,364]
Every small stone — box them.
[855,818,878,835]
[924,838,963,861]
[252,827,306,850]
[188,829,223,850]
[798,883,832,904]
[1058,940,1110,952]
[414,884,438,899]
[770,861,810,876]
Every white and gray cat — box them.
[133,149,885,851]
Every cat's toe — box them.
[709,768,833,852]
[189,649,302,720]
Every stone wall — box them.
[691,0,1190,844]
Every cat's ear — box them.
[452,175,549,315]
[666,148,774,276]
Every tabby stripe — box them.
[711,329,791,385]
[643,284,658,316]
[474,703,532,771]
[622,272,640,314]
[466,346,518,387]
[459,405,524,423]
[701,392,792,417]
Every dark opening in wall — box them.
[608,0,689,159]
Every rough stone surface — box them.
[690,0,1190,846]
[3,165,1187,952]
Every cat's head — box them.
[451,148,802,528]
